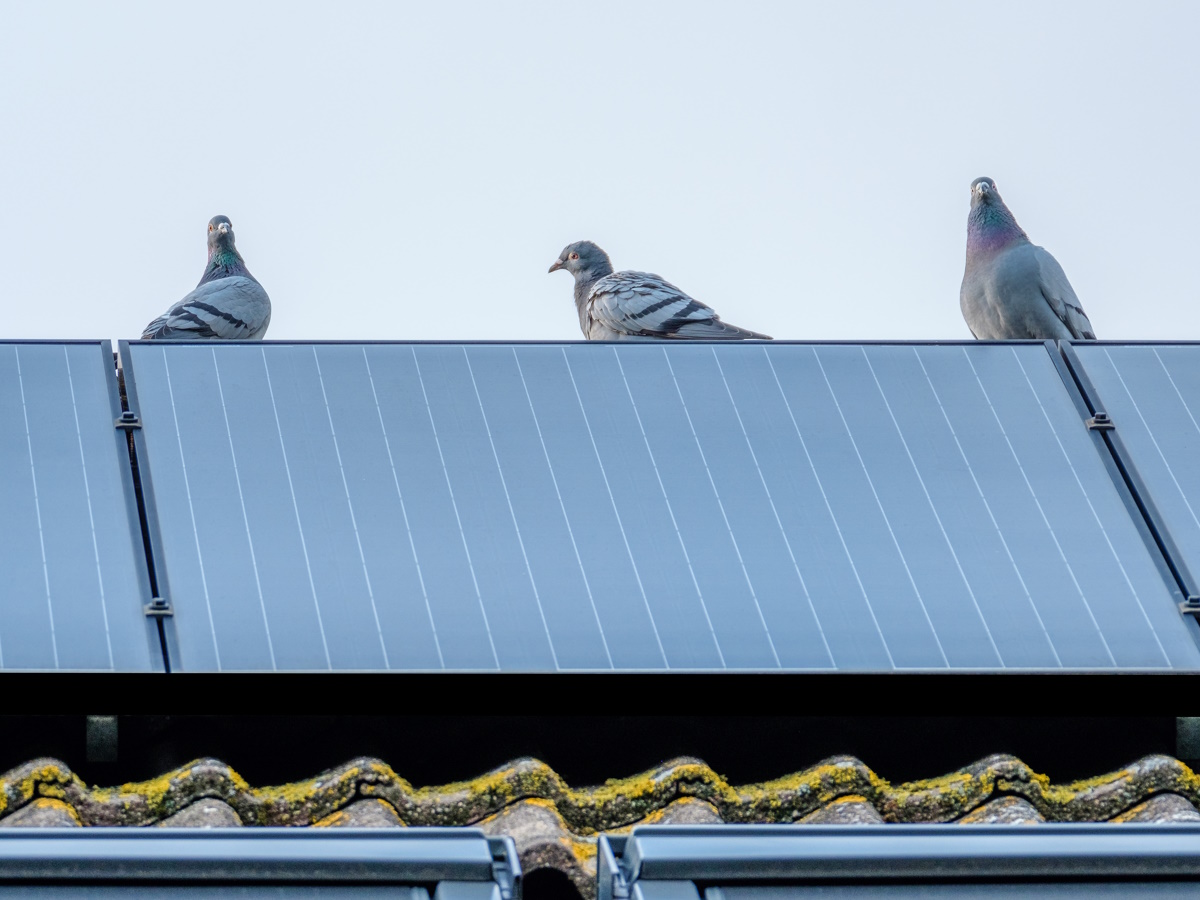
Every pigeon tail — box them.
[664,318,772,340]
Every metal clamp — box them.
[1085,412,1114,431]
[1181,596,1200,617]
[115,411,142,431]
[144,597,173,618]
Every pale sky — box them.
[1,1,1196,344]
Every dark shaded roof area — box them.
[3,753,1199,898]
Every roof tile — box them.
[155,799,242,828]
[0,798,80,828]
[0,753,1195,897]
[956,797,1044,824]
[1110,792,1200,823]
[314,799,405,828]
[797,795,884,825]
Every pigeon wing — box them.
[1034,246,1096,340]
[142,276,272,340]
[588,271,770,340]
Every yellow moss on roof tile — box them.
[566,836,598,863]
[27,798,82,825]
[1,753,1198,829]
[313,808,352,827]
[829,794,871,806]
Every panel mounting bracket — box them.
[1181,596,1200,617]
[144,596,173,618]
[115,411,142,431]
[1085,411,1115,431]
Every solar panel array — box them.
[0,342,158,670]
[1070,344,1200,599]
[121,341,1200,672]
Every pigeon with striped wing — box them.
[549,241,771,341]
[142,215,271,340]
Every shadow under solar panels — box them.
[120,341,1200,672]
[0,342,160,671]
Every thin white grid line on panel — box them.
[710,348,835,668]
[261,348,332,670]
[913,347,1059,666]
[662,348,781,668]
[1013,349,1168,665]
[812,347,950,668]
[763,348,895,669]
[362,348,445,669]
[313,347,391,669]
[15,347,56,667]
[410,348,501,670]
[964,348,1113,666]
[864,347,1003,667]
[63,346,114,669]
[462,348,559,670]
[212,349,277,671]
[612,348,726,668]
[162,349,221,670]
[561,349,669,668]
[512,349,613,669]
[710,352,835,672]
[1146,349,1200,535]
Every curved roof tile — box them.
[1,753,1197,898]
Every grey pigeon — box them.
[960,177,1095,340]
[549,241,771,341]
[142,215,271,340]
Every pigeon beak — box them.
[548,259,564,273]
[217,222,230,234]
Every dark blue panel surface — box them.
[0,342,156,670]
[124,341,1200,671]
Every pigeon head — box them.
[198,215,252,286]
[970,177,999,208]
[207,215,235,251]
[966,176,1028,252]
[548,240,614,282]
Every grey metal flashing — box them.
[0,828,519,894]
[598,825,1200,900]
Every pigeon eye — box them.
[570,252,579,260]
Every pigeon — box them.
[960,177,1095,340]
[141,215,272,340]
[549,241,771,341]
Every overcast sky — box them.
[1,1,1196,344]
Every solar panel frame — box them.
[0,340,163,671]
[120,339,1200,673]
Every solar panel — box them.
[0,342,159,670]
[1067,343,1200,605]
[121,341,1200,671]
